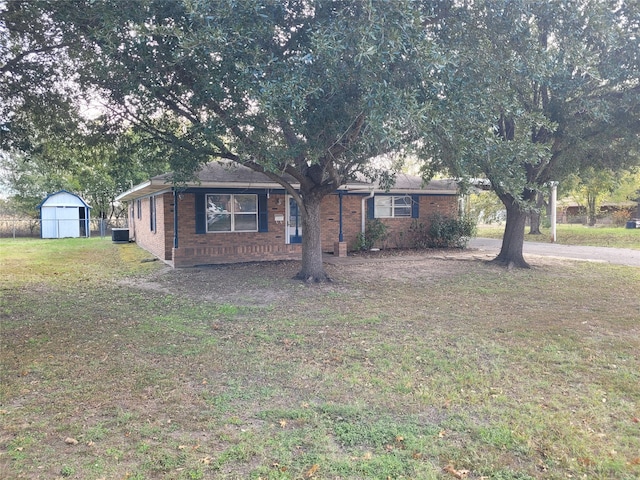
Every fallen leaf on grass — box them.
[438,429,447,438]
[443,464,469,479]
[629,457,640,465]
[271,462,288,472]
[279,419,287,429]
[64,437,78,445]
[200,457,212,465]
[304,464,319,478]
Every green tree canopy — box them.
[9,0,439,281]
[0,125,170,220]
[424,0,640,267]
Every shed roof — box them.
[37,190,92,210]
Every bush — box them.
[354,219,389,251]
[611,209,632,227]
[410,215,476,249]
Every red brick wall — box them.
[370,195,459,249]
[131,193,173,261]
[129,190,459,266]
[172,192,301,267]
[319,194,364,252]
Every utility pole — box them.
[549,182,558,243]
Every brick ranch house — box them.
[115,161,459,267]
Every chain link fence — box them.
[0,217,128,239]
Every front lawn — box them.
[1,238,639,479]
[477,223,640,250]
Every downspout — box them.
[361,188,375,235]
[129,202,136,241]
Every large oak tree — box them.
[425,0,640,267]
[5,0,438,281]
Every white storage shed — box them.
[38,190,92,239]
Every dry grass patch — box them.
[1,239,639,479]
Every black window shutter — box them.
[258,194,268,232]
[195,193,206,234]
[367,197,375,219]
[411,195,420,218]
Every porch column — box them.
[334,191,347,257]
[338,191,344,242]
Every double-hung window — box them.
[374,195,412,218]
[206,194,258,232]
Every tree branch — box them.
[0,43,71,74]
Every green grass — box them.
[1,237,639,479]
[477,223,640,249]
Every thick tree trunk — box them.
[528,191,544,235]
[492,201,530,269]
[587,194,597,226]
[295,194,331,282]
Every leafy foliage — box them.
[423,0,640,266]
[409,215,477,249]
[2,0,441,280]
[354,219,389,251]
[0,127,169,219]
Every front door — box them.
[288,197,302,244]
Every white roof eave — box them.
[116,180,457,202]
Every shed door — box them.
[56,207,80,238]
[41,208,57,238]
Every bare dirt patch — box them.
[119,248,569,306]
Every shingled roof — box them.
[116,160,457,202]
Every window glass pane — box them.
[208,194,231,213]
[375,197,392,218]
[150,196,156,231]
[208,215,231,231]
[207,194,231,231]
[394,207,411,217]
[234,214,258,231]
[394,196,412,206]
[234,194,257,213]
[393,196,411,217]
